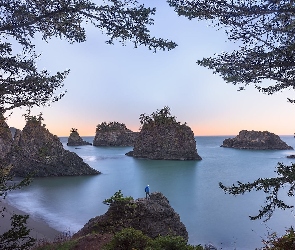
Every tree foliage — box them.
[139,106,183,128]
[168,0,295,101]
[0,165,34,249]
[96,122,129,132]
[103,227,202,250]
[0,0,177,113]
[219,162,295,221]
[261,227,295,249]
[102,190,134,206]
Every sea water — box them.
[6,136,295,249]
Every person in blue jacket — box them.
[145,185,150,199]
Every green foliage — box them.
[103,228,151,250]
[70,128,78,133]
[139,106,184,128]
[96,122,129,132]
[103,190,134,206]
[168,0,295,101]
[147,235,203,250]
[0,166,33,249]
[104,228,203,250]
[1,0,176,113]
[219,162,295,221]
[0,214,35,250]
[23,113,44,125]
[261,227,295,249]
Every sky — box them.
[6,1,295,136]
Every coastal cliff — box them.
[221,130,293,150]
[74,192,188,241]
[0,114,13,163]
[67,128,92,146]
[0,115,99,177]
[126,107,202,160]
[93,121,138,146]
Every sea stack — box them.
[93,121,138,146]
[126,107,202,160]
[221,130,293,150]
[67,128,92,146]
[4,114,100,177]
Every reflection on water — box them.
[7,136,295,249]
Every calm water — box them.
[7,136,295,249]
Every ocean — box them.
[6,135,295,249]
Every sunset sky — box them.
[6,1,295,136]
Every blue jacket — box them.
[145,186,150,193]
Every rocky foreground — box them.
[0,115,99,177]
[74,192,188,240]
[221,130,293,150]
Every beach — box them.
[0,199,61,242]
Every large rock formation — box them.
[74,192,188,241]
[67,128,92,146]
[93,121,138,146]
[126,107,202,160]
[0,115,99,177]
[0,115,13,166]
[221,130,293,150]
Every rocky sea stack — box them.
[67,128,92,146]
[93,121,138,146]
[126,107,202,160]
[74,192,188,241]
[221,130,293,150]
[0,114,99,177]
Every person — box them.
[145,185,150,199]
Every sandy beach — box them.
[0,199,61,242]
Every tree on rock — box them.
[127,106,201,160]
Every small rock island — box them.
[0,114,99,177]
[67,128,92,146]
[93,121,138,146]
[221,130,293,150]
[126,107,202,160]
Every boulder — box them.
[221,130,293,150]
[67,129,92,146]
[126,107,202,160]
[2,116,100,177]
[74,192,188,241]
[93,121,138,146]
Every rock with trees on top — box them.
[221,130,293,150]
[0,114,100,177]
[67,128,92,146]
[126,107,202,160]
[93,121,138,146]
[74,191,188,241]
